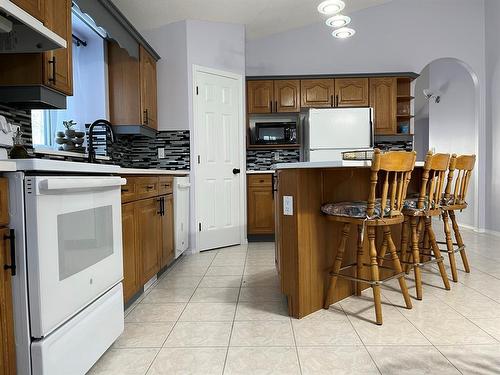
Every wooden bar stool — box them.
[439,154,476,282]
[398,151,451,300]
[321,149,416,325]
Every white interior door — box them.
[194,69,243,251]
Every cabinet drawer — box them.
[158,176,173,195]
[121,177,137,204]
[135,177,159,200]
[248,174,272,187]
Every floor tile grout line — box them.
[289,315,303,375]
[342,303,383,375]
[143,248,220,375]
[222,244,249,374]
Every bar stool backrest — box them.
[416,152,451,210]
[369,149,417,218]
[444,154,476,206]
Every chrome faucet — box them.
[87,119,115,163]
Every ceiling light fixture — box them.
[317,0,345,15]
[325,14,351,28]
[332,27,356,39]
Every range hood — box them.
[0,0,67,53]
[113,125,157,138]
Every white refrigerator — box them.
[302,108,373,161]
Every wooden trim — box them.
[247,72,419,81]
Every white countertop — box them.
[246,170,275,174]
[118,168,190,176]
[0,161,17,172]
[274,160,425,170]
[9,159,121,173]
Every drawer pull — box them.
[146,185,155,190]
[121,188,129,193]
[259,179,265,183]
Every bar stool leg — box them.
[425,218,451,291]
[449,210,471,273]
[385,227,412,309]
[442,211,459,282]
[368,227,383,325]
[324,223,351,309]
[410,217,423,300]
[400,217,410,273]
[378,236,388,266]
[356,225,364,296]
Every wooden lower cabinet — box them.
[247,174,275,235]
[121,176,176,304]
[122,203,141,302]
[0,178,15,375]
[135,197,162,285]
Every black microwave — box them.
[252,122,298,145]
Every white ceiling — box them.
[111,0,393,39]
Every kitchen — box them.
[0,0,499,374]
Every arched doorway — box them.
[414,58,479,228]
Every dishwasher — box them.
[173,176,190,258]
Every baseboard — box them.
[482,228,500,237]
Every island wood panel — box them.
[276,167,416,319]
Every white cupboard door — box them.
[195,70,242,251]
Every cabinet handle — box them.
[275,101,278,112]
[48,56,56,84]
[336,94,339,107]
[269,101,273,113]
[157,198,162,215]
[330,95,334,107]
[143,109,149,125]
[3,229,16,276]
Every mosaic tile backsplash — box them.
[247,149,300,171]
[0,104,33,148]
[112,131,190,170]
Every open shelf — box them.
[247,144,301,151]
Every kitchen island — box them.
[273,160,423,319]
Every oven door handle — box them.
[38,178,127,192]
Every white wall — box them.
[246,0,487,231]
[485,0,500,233]
[427,60,476,227]
[143,21,189,130]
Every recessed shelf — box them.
[397,95,414,101]
[247,144,301,150]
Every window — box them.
[31,11,107,150]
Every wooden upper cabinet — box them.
[135,197,161,284]
[140,46,158,129]
[43,0,73,95]
[370,77,397,135]
[335,78,369,107]
[301,79,334,108]
[274,80,300,113]
[11,0,45,21]
[0,0,72,96]
[108,42,158,129]
[247,80,274,114]
[122,203,141,304]
[160,194,175,269]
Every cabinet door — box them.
[0,228,16,375]
[274,80,300,113]
[247,80,274,114]
[135,198,161,284]
[140,46,158,129]
[0,179,9,227]
[301,79,334,108]
[43,0,73,95]
[335,78,369,107]
[11,0,44,21]
[247,182,275,235]
[160,195,175,269]
[108,41,141,126]
[370,77,397,135]
[122,203,140,303]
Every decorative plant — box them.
[62,120,77,130]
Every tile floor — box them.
[89,228,500,374]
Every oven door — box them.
[24,176,125,338]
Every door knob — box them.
[232,168,241,175]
